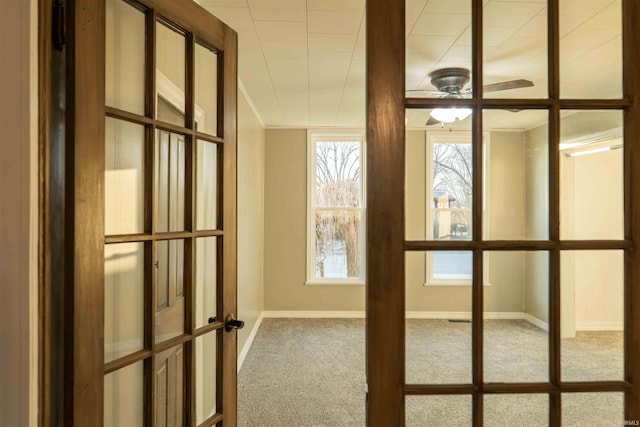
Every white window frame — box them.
[425,130,490,286]
[306,130,366,285]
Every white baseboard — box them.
[237,311,264,373]
[523,313,550,331]
[262,310,366,318]
[576,321,623,331]
[261,310,546,327]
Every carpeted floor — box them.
[238,318,624,426]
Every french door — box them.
[42,0,238,425]
[365,0,640,426]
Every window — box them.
[307,131,365,284]
[426,131,489,286]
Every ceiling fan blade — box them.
[502,108,523,113]
[482,79,534,93]
[425,116,441,126]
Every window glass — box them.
[309,135,365,282]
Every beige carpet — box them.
[238,318,625,426]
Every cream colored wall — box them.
[237,90,265,350]
[568,148,624,329]
[524,111,624,332]
[264,129,527,313]
[524,124,550,324]
[0,0,38,425]
[264,129,366,310]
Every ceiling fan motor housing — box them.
[429,67,471,93]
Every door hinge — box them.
[52,1,66,51]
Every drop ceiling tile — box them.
[580,1,621,31]
[489,36,547,60]
[203,6,254,31]
[308,11,362,34]
[484,26,519,48]
[407,0,427,35]
[310,88,344,125]
[265,58,309,90]
[255,21,307,42]
[412,13,471,37]
[424,0,470,14]
[483,1,545,28]
[261,40,308,59]
[276,92,309,125]
[308,0,365,12]
[237,31,263,60]
[248,0,306,22]
[559,0,616,17]
[199,0,247,8]
[559,15,590,37]
[352,25,366,61]
[308,33,357,53]
[513,14,547,38]
[436,44,472,66]
[237,54,283,123]
[560,27,618,63]
[406,36,456,65]
[309,52,352,89]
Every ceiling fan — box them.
[406,67,534,125]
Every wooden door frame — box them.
[38,0,238,424]
[366,0,640,425]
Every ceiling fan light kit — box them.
[430,107,472,123]
[408,67,535,126]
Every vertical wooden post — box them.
[366,0,405,425]
[623,0,640,421]
[66,0,106,424]
[221,26,238,427]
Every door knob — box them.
[225,314,245,332]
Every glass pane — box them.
[104,361,143,427]
[196,332,217,424]
[485,251,549,383]
[483,1,547,99]
[432,251,472,282]
[405,1,471,98]
[105,0,145,114]
[560,111,623,240]
[484,110,549,240]
[562,393,624,426]
[406,395,472,427]
[155,130,186,232]
[433,210,471,241]
[105,243,144,363]
[315,140,361,208]
[155,344,185,426]
[430,135,473,241]
[155,239,185,343]
[561,250,623,382]
[484,394,547,426]
[195,43,218,135]
[196,140,218,230]
[105,118,145,235]
[156,21,186,126]
[314,209,362,279]
[406,251,472,384]
[195,237,217,330]
[560,0,622,99]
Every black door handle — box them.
[225,314,245,332]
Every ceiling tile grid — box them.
[199,0,622,129]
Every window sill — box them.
[305,280,366,286]
[424,282,491,287]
